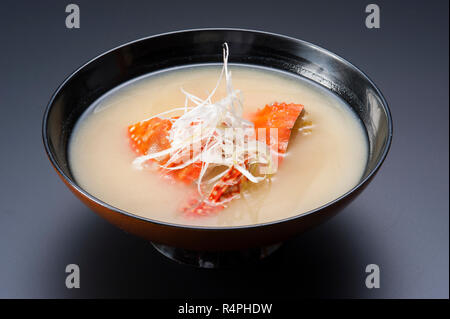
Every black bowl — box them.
[42,29,392,258]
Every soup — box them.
[69,63,368,227]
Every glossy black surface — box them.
[152,242,282,268]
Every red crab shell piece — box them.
[128,117,201,184]
[246,102,304,163]
[128,117,172,156]
[182,166,245,216]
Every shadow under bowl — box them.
[42,29,392,254]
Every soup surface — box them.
[69,64,368,227]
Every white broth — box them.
[69,65,368,227]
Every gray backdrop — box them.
[0,0,448,298]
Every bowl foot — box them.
[151,242,283,268]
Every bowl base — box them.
[151,242,282,268]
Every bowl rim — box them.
[42,28,393,231]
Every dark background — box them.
[0,0,448,298]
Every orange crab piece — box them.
[181,166,244,217]
[181,198,225,217]
[162,161,203,184]
[128,117,201,184]
[128,118,172,156]
[207,167,244,203]
[246,102,304,162]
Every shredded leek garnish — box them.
[132,43,277,196]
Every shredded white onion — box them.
[132,43,275,196]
